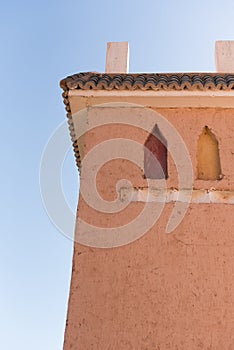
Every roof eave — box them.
[61,72,234,172]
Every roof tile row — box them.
[61,72,234,92]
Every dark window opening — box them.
[144,125,168,179]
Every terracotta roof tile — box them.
[60,72,234,92]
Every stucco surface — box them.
[64,107,234,349]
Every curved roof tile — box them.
[60,72,234,92]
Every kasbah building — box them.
[60,41,234,349]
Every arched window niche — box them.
[197,126,222,181]
[144,124,168,179]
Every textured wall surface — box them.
[64,107,234,350]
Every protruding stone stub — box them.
[215,41,234,72]
[105,42,129,73]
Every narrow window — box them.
[144,125,168,179]
[197,126,222,180]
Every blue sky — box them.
[1,0,234,349]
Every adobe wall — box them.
[64,107,234,350]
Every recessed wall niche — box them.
[144,125,168,179]
[197,126,222,180]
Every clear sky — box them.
[1,0,234,349]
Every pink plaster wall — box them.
[63,107,234,349]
